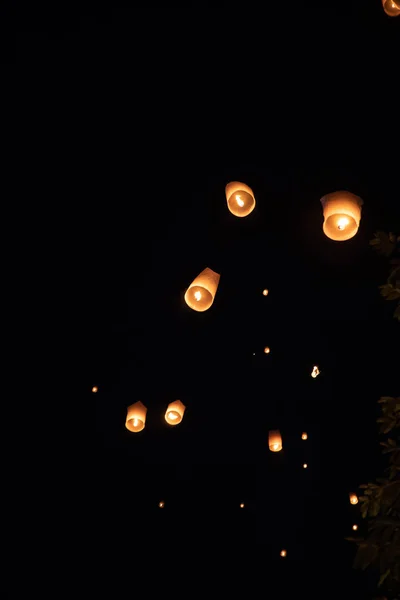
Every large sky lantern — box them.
[225,181,256,217]
[320,191,363,241]
[165,400,186,425]
[269,430,283,452]
[184,267,220,312]
[349,493,359,505]
[382,0,400,15]
[125,401,147,432]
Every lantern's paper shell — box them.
[225,181,256,217]
[349,493,358,505]
[184,267,220,312]
[382,0,400,15]
[165,400,186,425]
[320,191,363,241]
[269,429,282,452]
[126,401,147,432]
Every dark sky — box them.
[11,3,399,597]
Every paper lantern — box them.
[301,432,308,440]
[262,289,269,296]
[352,524,358,531]
[303,463,308,469]
[240,503,245,508]
[280,549,287,557]
[225,181,255,217]
[159,501,165,508]
[382,0,400,15]
[349,493,358,505]
[184,267,220,312]
[311,365,320,378]
[269,430,282,452]
[264,346,270,354]
[320,191,363,241]
[165,400,186,425]
[125,401,147,432]
[92,386,98,393]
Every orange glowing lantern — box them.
[311,365,320,378]
[165,400,186,425]
[349,493,359,505]
[159,501,165,508]
[303,463,308,469]
[352,524,358,531]
[382,0,400,15]
[320,191,363,241]
[264,346,270,354]
[240,503,245,508]
[225,181,256,217]
[125,401,147,432]
[92,386,98,393]
[301,432,308,440]
[262,289,269,296]
[184,267,220,312]
[269,430,282,452]
[280,549,287,557]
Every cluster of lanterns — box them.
[124,399,186,432]
[184,183,365,313]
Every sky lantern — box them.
[159,501,165,508]
[269,430,282,452]
[262,289,269,296]
[382,0,400,15]
[311,365,320,378]
[165,400,186,425]
[125,401,147,432]
[184,267,220,312]
[264,346,270,354]
[320,191,363,241]
[92,386,98,393]
[225,181,256,217]
[280,549,287,557]
[301,432,308,440]
[349,493,359,505]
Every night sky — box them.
[11,3,399,597]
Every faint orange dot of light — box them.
[301,432,308,440]
[280,549,287,557]
[352,524,358,531]
[159,501,165,508]
[240,503,245,508]
[92,386,98,393]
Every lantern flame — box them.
[168,412,178,420]
[235,194,245,207]
[337,217,349,230]
[194,291,202,301]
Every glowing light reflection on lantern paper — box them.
[311,365,320,378]
[382,0,400,16]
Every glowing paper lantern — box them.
[92,386,98,393]
[280,549,287,557]
[240,503,245,508]
[382,0,400,15]
[264,346,270,354]
[352,524,358,531]
[184,267,220,312]
[269,430,282,452]
[301,432,308,440]
[303,463,308,469]
[225,181,256,217]
[320,191,363,241]
[311,365,320,378]
[125,401,147,432]
[349,493,358,505]
[262,289,269,296]
[165,400,186,425]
